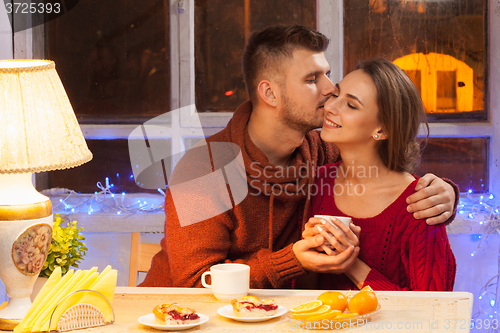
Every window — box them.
[344,0,486,121]
[343,0,497,194]
[6,0,498,199]
[194,0,316,112]
[46,0,170,122]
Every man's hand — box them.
[406,173,456,225]
[292,236,359,274]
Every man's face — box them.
[277,49,335,133]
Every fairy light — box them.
[462,191,500,323]
[45,177,166,215]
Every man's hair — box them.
[357,58,429,173]
[242,25,329,103]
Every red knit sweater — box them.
[311,163,457,291]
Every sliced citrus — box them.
[317,291,348,312]
[289,300,323,314]
[306,309,342,321]
[335,313,359,319]
[291,305,330,319]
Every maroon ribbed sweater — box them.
[312,163,457,291]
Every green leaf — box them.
[39,214,87,277]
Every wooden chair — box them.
[128,232,162,286]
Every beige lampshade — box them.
[0,59,92,173]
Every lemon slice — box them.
[335,313,359,319]
[292,305,331,319]
[307,309,342,321]
[289,300,323,314]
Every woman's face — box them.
[321,69,383,146]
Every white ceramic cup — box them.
[201,263,250,301]
[314,215,352,230]
[314,215,352,251]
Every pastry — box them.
[153,303,200,325]
[231,296,278,317]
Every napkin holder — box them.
[47,290,115,332]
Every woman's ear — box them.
[257,80,279,107]
[374,128,388,140]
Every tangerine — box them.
[317,291,348,312]
[347,289,378,315]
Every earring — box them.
[374,134,380,139]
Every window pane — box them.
[40,139,169,194]
[195,0,316,112]
[46,0,170,122]
[417,138,488,193]
[344,0,486,122]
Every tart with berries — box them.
[231,296,279,317]
[153,303,200,325]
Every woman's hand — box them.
[293,236,360,274]
[303,216,361,255]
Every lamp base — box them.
[0,317,21,331]
[0,173,53,331]
[0,297,31,330]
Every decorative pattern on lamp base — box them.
[0,206,53,330]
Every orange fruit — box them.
[347,289,378,315]
[317,291,348,312]
[289,300,323,314]
[291,305,331,319]
[306,309,342,321]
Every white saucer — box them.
[138,313,209,331]
[217,304,288,322]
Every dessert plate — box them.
[217,304,288,323]
[138,313,209,331]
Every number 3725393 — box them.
[5,2,61,14]
[445,318,499,330]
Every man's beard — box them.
[280,93,326,133]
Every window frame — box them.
[6,0,499,196]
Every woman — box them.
[301,58,456,291]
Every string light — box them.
[42,178,166,215]
[459,190,500,322]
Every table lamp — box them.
[0,60,92,330]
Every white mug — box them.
[201,263,250,301]
[314,215,352,230]
[314,215,352,251]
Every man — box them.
[140,25,457,289]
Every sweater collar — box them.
[226,101,315,202]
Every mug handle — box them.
[201,271,212,288]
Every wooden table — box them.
[68,287,473,332]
